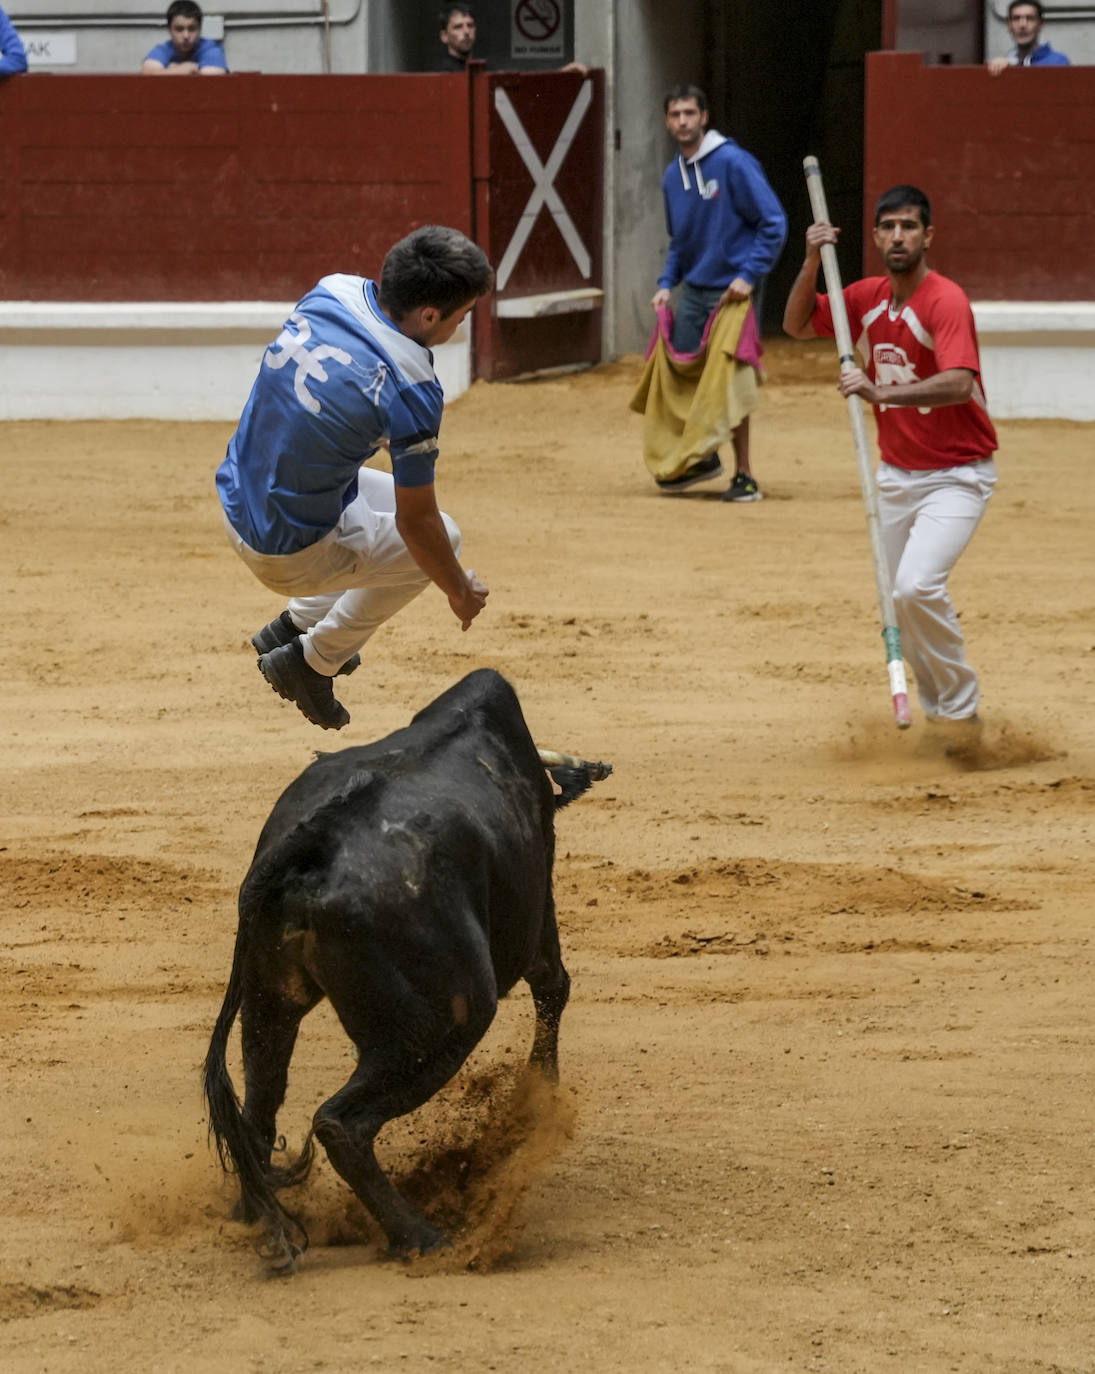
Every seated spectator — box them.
[142,0,228,76]
[432,2,586,75]
[0,4,28,79]
[987,1,1069,74]
[434,4,478,72]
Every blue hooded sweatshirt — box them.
[658,130,787,291]
[1007,41,1069,66]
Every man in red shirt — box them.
[782,184,997,729]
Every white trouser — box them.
[224,467,461,675]
[876,459,996,721]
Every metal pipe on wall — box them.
[10,2,362,30]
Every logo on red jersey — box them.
[872,341,929,414]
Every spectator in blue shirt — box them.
[0,5,28,78]
[142,0,228,76]
[987,1,1070,74]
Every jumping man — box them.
[216,226,493,731]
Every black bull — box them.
[203,669,609,1272]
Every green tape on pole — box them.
[882,625,902,663]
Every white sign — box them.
[510,0,564,60]
[24,33,78,66]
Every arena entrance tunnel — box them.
[694,0,883,336]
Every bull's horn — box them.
[537,748,613,781]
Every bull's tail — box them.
[202,917,312,1271]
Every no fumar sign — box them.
[510,0,564,60]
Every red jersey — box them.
[812,270,997,471]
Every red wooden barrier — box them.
[864,52,1095,299]
[0,75,474,302]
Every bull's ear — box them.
[548,765,596,809]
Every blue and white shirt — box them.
[217,276,445,556]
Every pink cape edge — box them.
[645,300,764,368]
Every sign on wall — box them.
[510,0,564,61]
[23,33,78,66]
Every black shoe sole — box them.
[257,653,350,731]
[656,459,725,493]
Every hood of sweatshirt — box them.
[677,130,729,195]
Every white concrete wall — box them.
[600,0,706,357]
[973,303,1095,420]
[897,0,982,65]
[0,303,471,421]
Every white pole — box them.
[803,156,912,728]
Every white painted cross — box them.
[492,80,593,292]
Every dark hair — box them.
[167,1,202,24]
[439,4,475,25]
[1008,0,1043,18]
[380,226,492,319]
[663,84,708,115]
[874,184,932,229]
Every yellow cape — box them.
[629,300,760,482]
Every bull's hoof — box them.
[384,1225,451,1261]
[258,1234,301,1277]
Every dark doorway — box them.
[702,0,883,333]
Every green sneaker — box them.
[721,473,764,503]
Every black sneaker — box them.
[251,611,360,676]
[258,639,350,731]
[721,472,764,503]
[655,454,724,493]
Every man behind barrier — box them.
[141,0,228,76]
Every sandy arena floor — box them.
[2,340,1094,1372]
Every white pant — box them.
[876,459,996,721]
[224,467,461,675]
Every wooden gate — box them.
[471,66,605,381]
